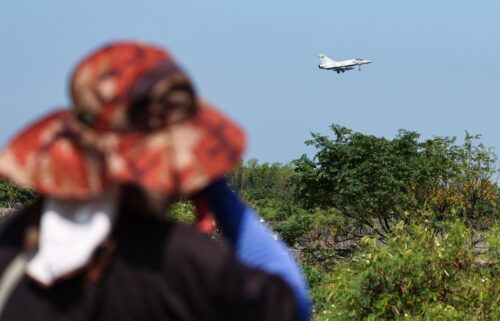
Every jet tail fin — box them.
[319,53,335,65]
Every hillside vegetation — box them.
[2,125,499,320]
[229,126,499,320]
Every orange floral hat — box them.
[0,42,245,200]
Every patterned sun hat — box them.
[0,42,246,200]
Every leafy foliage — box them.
[228,159,295,207]
[314,220,499,321]
[418,133,499,231]
[168,201,196,224]
[0,180,37,208]
[1,124,499,320]
[293,125,499,239]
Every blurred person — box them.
[0,42,311,321]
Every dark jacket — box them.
[0,208,298,321]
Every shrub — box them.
[168,201,196,223]
[0,180,37,208]
[314,220,499,320]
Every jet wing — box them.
[333,66,354,71]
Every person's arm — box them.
[196,179,312,321]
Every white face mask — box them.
[26,189,118,287]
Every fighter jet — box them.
[318,53,372,73]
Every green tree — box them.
[422,133,499,229]
[314,220,499,321]
[228,159,295,200]
[227,159,297,221]
[293,125,499,239]
[293,125,427,238]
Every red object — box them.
[0,42,246,230]
[193,194,216,233]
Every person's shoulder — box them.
[113,214,229,271]
[168,224,224,247]
[165,224,231,266]
[165,225,300,321]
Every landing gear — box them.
[336,70,340,74]
[341,70,345,73]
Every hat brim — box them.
[0,101,245,200]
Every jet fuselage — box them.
[319,54,372,73]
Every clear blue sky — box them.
[1,0,499,163]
